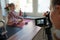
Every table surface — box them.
[8,20,41,40]
[24,16,45,20]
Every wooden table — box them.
[8,20,42,40]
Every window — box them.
[9,0,33,13]
[38,0,50,13]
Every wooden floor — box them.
[8,20,41,40]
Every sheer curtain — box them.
[38,0,50,13]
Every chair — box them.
[0,19,7,40]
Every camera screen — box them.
[35,18,46,26]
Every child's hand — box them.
[43,13,47,16]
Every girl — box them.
[7,3,24,27]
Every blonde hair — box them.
[50,0,60,8]
[50,0,60,11]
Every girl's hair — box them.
[5,3,15,11]
[51,0,60,6]
[9,3,15,7]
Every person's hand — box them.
[43,13,47,16]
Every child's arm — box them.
[12,11,23,19]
